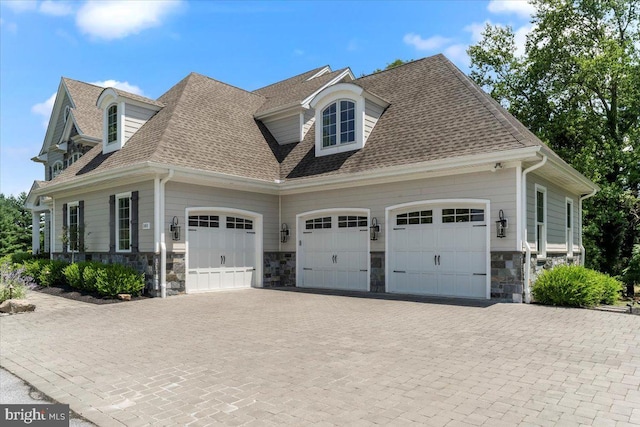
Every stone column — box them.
[31,211,40,254]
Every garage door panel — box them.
[389,205,487,299]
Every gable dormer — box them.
[97,88,163,154]
[309,83,389,157]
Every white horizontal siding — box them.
[527,173,581,253]
[263,115,300,145]
[165,182,280,253]
[53,181,155,253]
[281,167,518,253]
[364,99,384,143]
[51,92,72,152]
[124,104,156,143]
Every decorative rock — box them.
[0,299,36,314]
[117,294,131,301]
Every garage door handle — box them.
[360,269,368,272]
[303,268,312,271]
[473,273,487,276]
[393,270,406,273]
[434,255,437,265]
[438,255,440,265]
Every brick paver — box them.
[1,289,639,426]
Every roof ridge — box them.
[147,74,194,163]
[188,72,265,100]
[438,55,535,147]
[355,55,438,81]
[61,77,104,90]
[253,65,330,93]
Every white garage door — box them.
[186,214,256,293]
[389,206,488,298]
[299,214,369,291]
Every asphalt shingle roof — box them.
[62,78,104,140]
[46,54,550,188]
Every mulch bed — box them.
[33,284,149,305]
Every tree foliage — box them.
[468,0,640,278]
[0,193,32,257]
[369,59,413,75]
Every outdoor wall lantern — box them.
[496,209,508,238]
[280,223,290,243]
[170,216,181,241]
[370,217,380,241]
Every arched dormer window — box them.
[322,100,355,148]
[107,104,118,144]
[52,160,64,178]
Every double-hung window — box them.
[322,100,355,148]
[116,193,131,252]
[535,185,547,258]
[107,104,118,144]
[68,202,79,252]
[566,198,574,258]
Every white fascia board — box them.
[254,103,306,120]
[306,66,332,81]
[120,97,163,112]
[280,146,542,194]
[302,69,356,107]
[541,147,599,194]
[31,153,48,163]
[38,80,73,156]
[149,163,281,195]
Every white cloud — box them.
[90,80,144,96]
[513,24,533,56]
[31,92,57,127]
[465,21,491,44]
[444,44,470,67]
[76,0,182,40]
[2,0,38,13]
[403,33,452,51]
[39,0,74,16]
[487,0,535,18]
[0,18,19,33]
[31,80,144,128]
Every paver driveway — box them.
[1,289,640,426]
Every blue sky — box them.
[0,0,535,196]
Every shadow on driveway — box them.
[265,286,500,308]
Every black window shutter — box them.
[62,203,68,253]
[78,200,85,252]
[131,191,139,253]
[109,195,115,253]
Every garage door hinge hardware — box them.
[247,231,256,234]
[393,227,406,230]
[473,273,487,276]
[393,270,406,273]
[473,225,487,227]
[303,231,312,234]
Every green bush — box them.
[10,252,34,265]
[38,260,69,287]
[95,264,144,297]
[532,265,623,307]
[82,262,104,292]
[22,259,50,286]
[63,261,98,290]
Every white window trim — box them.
[535,184,547,258]
[106,103,119,145]
[51,160,64,178]
[312,88,365,157]
[102,100,125,154]
[67,201,79,253]
[566,197,574,258]
[320,99,357,149]
[116,191,132,253]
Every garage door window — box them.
[397,210,432,225]
[306,217,332,229]
[189,215,219,227]
[227,216,253,230]
[442,208,484,223]
[338,216,368,228]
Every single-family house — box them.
[26,54,598,303]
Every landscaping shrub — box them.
[95,264,144,297]
[82,262,103,292]
[532,265,623,307]
[0,261,37,302]
[63,263,82,289]
[38,260,69,287]
[22,259,50,286]
[9,252,34,265]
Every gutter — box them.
[522,154,547,304]
[579,189,598,266]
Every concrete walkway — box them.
[1,289,639,426]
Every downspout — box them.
[159,169,174,298]
[579,189,597,266]
[522,154,547,303]
[153,176,160,293]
